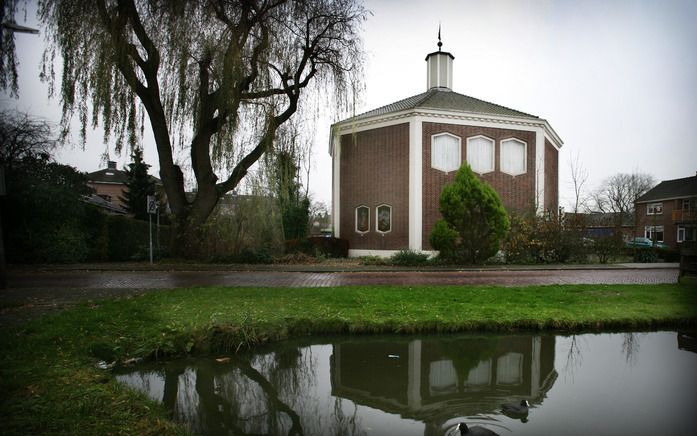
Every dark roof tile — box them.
[340,88,538,124]
[87,168,128,184]
[635,175,697,203]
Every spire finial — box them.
[437,24,442,51]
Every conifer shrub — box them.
[429,164,510,264]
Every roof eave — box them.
[636,193,697,204]
[333,107,549,132]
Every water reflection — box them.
[677,331,697,353]
[115,332,697,436]
[330,335,556,433]
[116,334,555,435]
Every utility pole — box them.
[0,167,6,289]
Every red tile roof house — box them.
[634,174,697,250]
[330,41,563,257]
[86,161,130,211]
[86,161,162,215]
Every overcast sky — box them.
[3,0,697,211]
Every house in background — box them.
[86,161,129,209]
[330,38,562,257]
[634,173,697,249]
[564,212,634,240]
[86,160,162,214]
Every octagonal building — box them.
[330,41,563,257]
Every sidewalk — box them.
[5,260,681,273]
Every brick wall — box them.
[544,139,559,213]
[635,199,679,248]
[421,122,536,249]
[339,123,410,250]
[88,182,127,208]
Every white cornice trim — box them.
[331,108,563,149]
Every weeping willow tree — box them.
[36,0,365,255]
[267,119,311,241]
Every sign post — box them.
[147,195,157,264]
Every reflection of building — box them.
[677,332,697,354]
[330,335,557,433]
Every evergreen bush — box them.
[429,164,509,264]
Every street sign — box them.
[147,195,157,214]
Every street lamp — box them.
[0,20,39,288]
[2,21,39,34]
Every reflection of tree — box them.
[330,398,363,436]
[161,366,183,413]
[233,356,305,435]
[563,335,584,380]
[621,333,641,366]
[434,336,499,380]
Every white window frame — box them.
[355,205,370,234]
[500,138,527,176]
[644,225,664,242]
[466,135,495,174]
[375,204,392,234]
[430,132,461,174]
[647,202,663,215]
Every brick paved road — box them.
[5,267,680,289]
[0,267,681,327]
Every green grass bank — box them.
[2,283,696,435]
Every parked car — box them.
[625,237,668,250]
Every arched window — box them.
[466,135,495,174]
[500,138,527,176]
[376,204,392,233]
[355,205,370,233]
[431,133,461,173]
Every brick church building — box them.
[330,40,562,257]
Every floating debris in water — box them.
[388,354,400,359]
[216,357,231,363]
[96,360,115,370]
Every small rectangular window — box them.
[500,139,526,176]
[647,202,663,215]
[466,136,495,174]
[431,134,461,173]
[376,204,392,233]
[677,227,685,243]
[355,206,370,233]
[645,225,664,242]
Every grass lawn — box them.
[1,283,696,435]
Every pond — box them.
[115,331,697,436]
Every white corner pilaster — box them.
[535,128,545,214]
[332,134,341,237]
[409,117,423,251]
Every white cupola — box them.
[425,28,454,90]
